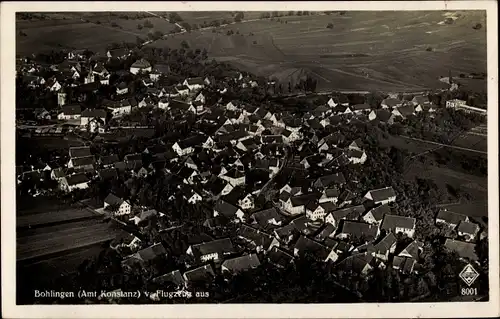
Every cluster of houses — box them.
[16,49,486,295]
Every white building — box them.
[130,59,152,75]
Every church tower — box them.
[57,87,67,106]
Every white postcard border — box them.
[1,1,498,318]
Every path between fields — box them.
[400,135,487,154]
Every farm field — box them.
[16,195,70,216]
[17,206,98,228]
[147,10,486,92]
[17,219,119,262]
[452,133,487,152]
[404,160,488,217]
[16,15,145,55]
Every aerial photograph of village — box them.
[15,9,489,304]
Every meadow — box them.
[146,11,487,92]
[17,10,487,92]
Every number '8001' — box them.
[461,288,478,296]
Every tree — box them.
[181,40,189,49]
[326,23,334,29]
[168,12,183,23]
[144,19,154,28]
[181,22,192,32]
[137,24,143,30]
[234,12,244,22]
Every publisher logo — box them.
[459,264,479,286]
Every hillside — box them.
[16,10,487,92]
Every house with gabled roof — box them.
[183,264,215,285]
[313,172,346,189]
[398,240,423,259]
[105,99,133,118]
[220,168,245,187]
[381,98,403,109]
[457,221,480,242]
[364,187,396,205]
[334,104,352,116]
[249,208,285,229]
[444,239,478,262]
[305,201,337,221]
[69,146,91,158]
[268,246,294,269]
[183,77,205,91]
[58,104,82,120]
[282,192,321,216]
[411,95,431,107]
[172,135,205,156]
[152,270,185,290]
[381,215,416,238]
[392,255,417,274]
[325,205,365,227]
[435,209,469,229]
[81,108,107,127]
[214,199,245,222]
[336,252,374,276]
[98,168,118,180]
[362,203,390,225]
[371,232,397,261]
[347,148,367,164]
[368,109,395,124]
[186,238,235,263]
[327,97,338,108]
[68,155,95,171]
[351,103,371,115]
[237,224,280,252]
[116,81,129,95]
[336,220,379,242]
[293,236,339,263]
[129,209,159,226]
[319,188,340,204]
[182,186,203,205]
[59,173,89,192]
[315,223,337,242]
[222,254,261,274]
[130,59,152,75]
[104,193,131,216]
[99,154,120,168]
[392,104,415,119]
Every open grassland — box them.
[17,219,119,261]
[149,11,486,92]
[405,161,487,217]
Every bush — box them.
[253,40,257,45]
[426,47,433,52]
[182,22,192,31]
[19,30,27,37]
[144,20,154,28]
[181,40,189,49]
[111,22,119,27]
[96,20,101,24]
[444,18,454,25]
[137,24,143,30]
[473,23,482,30]
[326,23,333,29]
